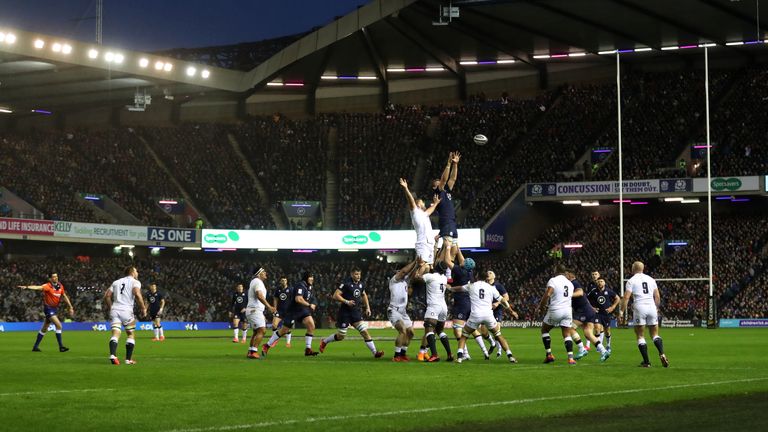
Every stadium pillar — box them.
[537,63,548,90]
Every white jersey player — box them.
[246,267,276,359]
[399,178,440,272]
[418,266,452,362]
[450,271,518,363]
[621,261,669,368]
[387,261,418,361]
[537,264,577,365]
[103,266,147,366]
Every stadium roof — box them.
[1,0,766,116]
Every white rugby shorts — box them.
[387,306,413,329]
[543,308,573,328]
[246,309,266,329]
[424,303,448,322]
[632,305,658,326]
[466,313,498,331]
[110,309,135,328]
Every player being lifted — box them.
[320,268,384,358]
[388,261,418,361]
[431,151,460,256]
[230,284,248,343]
[264,271,320,357]
[537,264,577,365]
[621,261,669,368]
[270,276,293,348]
[399,177,440,276]
[146,283,166,342]
[104,266,147,365]
[18,272,74,352]
[449,269,518,363]
[246,267,276,359]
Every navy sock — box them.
[34,332,45,348]
[639,343,650,364]
[126,342,135,360]
[653,337,665,355]
[542,334,552,351]
[439,335,452,355]
[426,334,437,356]
[55,332,63,348]
[109,340,118,356]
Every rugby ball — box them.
[473,134,488,145]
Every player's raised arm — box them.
[17,284,44,291]
[424,194,441,216]
[437,152,453,190]
[447,151,460,190]
[395,260,417,281]
[399,178,417,210]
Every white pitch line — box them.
[0,388,115,397]
[165,376,768,432]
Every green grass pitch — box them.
[1,328,766,432]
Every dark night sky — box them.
[0,0,368,51]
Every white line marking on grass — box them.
[0,388,115,397]
[165,377,768,432]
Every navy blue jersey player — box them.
[270,277,293,348]
[230,284,248,343]
[320,268,384,358]
[567,272,609,362]
[587,277,619,352]
[446,245,474,360]
[146,283,167,342]
[431,151,460,251]
[263,272,319,357]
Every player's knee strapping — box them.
[461,328,472,338]
[452,322,463,331]
[338,327,348,336]
[354,322,368,333]
[493,329,503,338]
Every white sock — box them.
[599,333,605,344]
[241,329,247,340]
[267,332,280,346]
[474,335,489,357]
[305,335,313,349]
[577,341,585,351]
[159,327,164,337]
[585,340,591,348]
[596,343,606,354]
[365,339,377,354]
[234,328,239,339]
[488,334,496,347]
[323,334,337,344]
[286,332,292,344]
[154,328,159,339]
